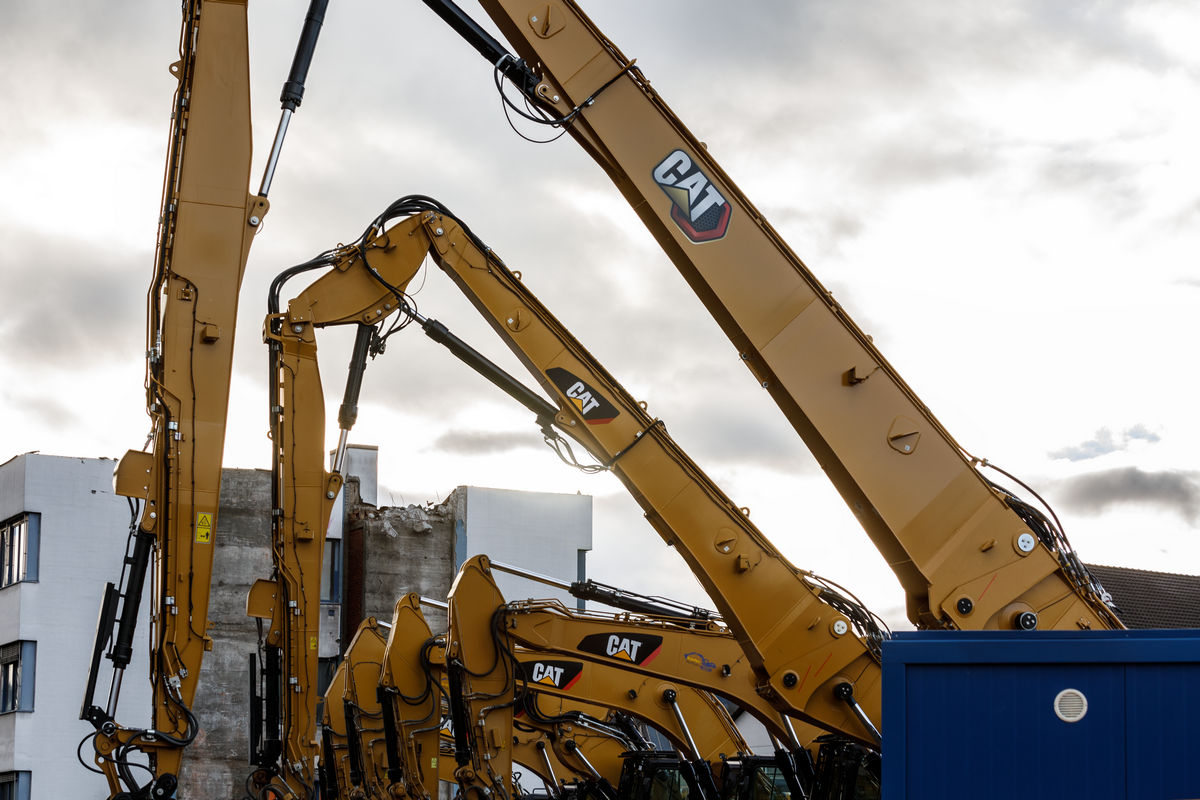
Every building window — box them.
[1,514,38,588]
[0,641,35,713]
[0,771,31,800]
[321,538,342,604]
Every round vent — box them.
[1053,688,1088,723]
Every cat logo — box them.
[577,632,663,666]
[521,659,583,691]
[547,367,619,424]
[652,149,731,243]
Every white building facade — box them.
[0,452,595,798]
[454,485,593,607]
[0,453,151,800]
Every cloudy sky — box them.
[2,1,1198,627]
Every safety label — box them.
[195,512,213,543]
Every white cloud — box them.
[2,1,1198,639]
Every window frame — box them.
[0,641,36,714]
[0,513,39,589]
[0,771,32,800]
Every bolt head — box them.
[249,215,261,226]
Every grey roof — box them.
[1086,564,1200,629]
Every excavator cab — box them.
[716,757,794,800]
[615,751,705,800]
[808,738,880,800]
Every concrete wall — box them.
[178,468,272,799]
[342,480,456,637]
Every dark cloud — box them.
[428,429,539,456]
[649,387,819,477]
[0,389,80,434]
[1049,426,1160,462]
[1033,144,1147,219]
[1056,467,1200,524]
[0,227,146,369]
[0,3,175,126]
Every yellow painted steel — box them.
[320,618,390,798]
[512,649,751,762]
[101,0,263,794]
[378,595,444,800]
[446,556,515,799]
[473,0,1122,633]
[252,211,431,797]
[273,206,883,745]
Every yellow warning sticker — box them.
[431,757,438,769]
[309,636,318,651]
[195,512,213,544]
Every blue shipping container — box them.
[881,629,1200,799]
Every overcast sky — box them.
[2,1,1198,627]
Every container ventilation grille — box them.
[1053,688,1088,723]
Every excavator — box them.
[79,1,328,797]
[262,195,884,740]
[257,193,891,799]
[422,0,1123,636]
[443,555,875,800]
[83,3,1124,797]
[325,589,755,800]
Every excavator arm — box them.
[514,650,750,763]
[244,196,432,798]
[265,196,884,747]
[426,0,1122,634]
[446,554,516,800]
[317,618,391,800]
[265,197,883,745]
[445,555,856,799]
[374,592,755,800]
[82,4,262,797]
[378,594,445,800]
[81,2,327,796]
